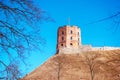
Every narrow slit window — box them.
[70,30,73,34]
[70,43,73,46]
[62,31,64,35]
[70,37,73,40]
[62,37,64,41]
[61,44,63,46]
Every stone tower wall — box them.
[58,45,92,54]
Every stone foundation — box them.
[57,45,120,54]
[58,45,92,54]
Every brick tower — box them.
[56,25,81,53]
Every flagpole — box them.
[68,17,70,26]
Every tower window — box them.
[62,37,64,41]
[62,31,64,35]
[70,36,73,40]
[70,30,73,34]
[61,44,63,46]
[78,38,79,41]
[78,32,79,35]
[70,43,73,46]
[78,43,79,45]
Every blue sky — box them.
[22,0,120,75]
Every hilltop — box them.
[21,50,120,80]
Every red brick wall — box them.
[57,25,81,52]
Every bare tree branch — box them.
[0,0,52,79]
[88,11,120,24]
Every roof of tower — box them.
[59,25,80,28]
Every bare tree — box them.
[105,50,120,80]
[82,52,101,80]
[82,50,120,80]
[0,0,52,79]
[54,54,66,80]
[89,11,120,24]
[88,11,120,31]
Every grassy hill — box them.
[21,50,120,80]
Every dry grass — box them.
[21,49,120,80]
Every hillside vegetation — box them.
[22,50,120,80]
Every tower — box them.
[56,25,81,53]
